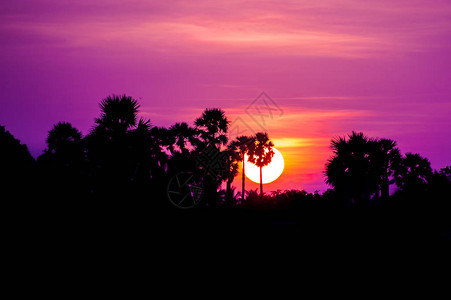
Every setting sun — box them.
[245,148,284,184]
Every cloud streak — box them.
[3,0,451,58]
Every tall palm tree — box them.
[86,94,141,167]
[86,94,143,198]
[228,135,253,202]
[193,108,230,205]
[247,132,274,197]
[374,138,401,202]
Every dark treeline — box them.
[1,94,450,249]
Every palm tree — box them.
[228,135,253,202]
[46,122,83,154]
[40,122,84,167]
[394,153,432,191]
[247,132,274,197]
[169,122,198,155]
[325,131,378,207]
[86,94,141,165]
[374,138,401,203]
[93,94,140,138]
[85,94,145,198]
[127,118,155,183]
[194,108,229,148]
[149,126,171,164]
[193,108,230,205]
[38,122,85,198]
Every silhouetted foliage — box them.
[84,95,158,201]
[37,122,85,199]
[2,96,450,250]
[394,152,432,191]
[325,132,403,208]
[0,125,36,198]
[391,152,434,209]
[194,108,229,148]
[193,108,230,206]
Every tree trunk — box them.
[381,176,389,203]
[260,166,263,197]
[242,159,245,202]
[226,179,232,203]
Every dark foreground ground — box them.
[3,193,449,293]
[8,197,450,267]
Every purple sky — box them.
[1,0,450,192]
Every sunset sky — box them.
[1,0,450,192]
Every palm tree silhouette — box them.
[45,122,82,153]
[149,126,171,165]
[93,94,140,138]
[374,138,401,203]
[169,122,198,155]
[394,152,432,191]
[38,122,85,198]
[228,135,253,202]
[247,132,274,197]
[194,108,229,148]
[41,122,84,169]
[85,94,147,198]
[325,131,379,207]
[193,108,230,205]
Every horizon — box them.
[1,0,451,193]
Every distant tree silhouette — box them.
[324,132,445,210]
[168,122,198,156]
[247,132,274,197]
[5,99,451,249]
[437,166,451,182]
[127,118,157,184]
[0,125,36,199]
[428,166,451,211]
[218,186,241,205]
[164,121,200,181]
[394,153,432,192]
[45,122,82,153]
[148,126,170,175]
[373,138,401,203]
[245,188,259,200]
[37,122,85,199]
